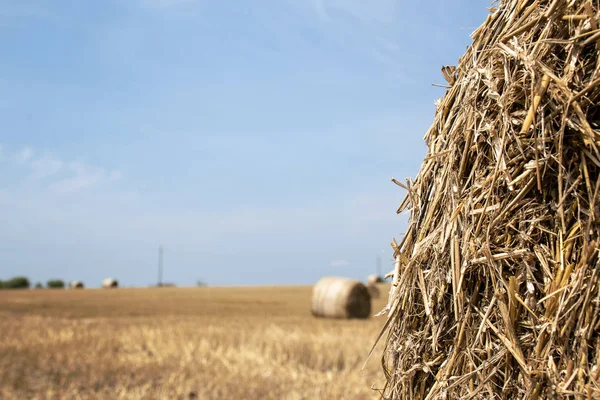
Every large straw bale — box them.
[102,278,118,289]
[378,1,600,398]
[312,277,371,319]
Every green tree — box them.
[46,280,65,289]
[4,276,30,289]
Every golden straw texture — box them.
[379,1,600,398]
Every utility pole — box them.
[376,255,382,277]
[158,245,163,287]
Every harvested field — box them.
[0,286,389,399]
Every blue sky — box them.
[0,0,489,287]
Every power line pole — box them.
[158,245,163,287]
[376,255,382,277]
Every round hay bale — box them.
[367,274,384,285]
[311,276,371,319]
[367,283,381,299]
[102,278,118,289]
[70,281,84,289]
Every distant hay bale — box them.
[367,283,381,299]
[69,281,84,289]
[102,278,118,289]
[367,275,385,299]
[311,276,371,319]
[367,274,384,285]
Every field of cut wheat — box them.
[0,285,389,400]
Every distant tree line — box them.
[0,277,67,290]
[0,276,30,289]
[47,279,65,289]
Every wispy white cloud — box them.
[1,145,121,196]
[313,0,329,21]
[330,259,349,267]
[0,182,403,251]
[49,170,105,195]
[108,170,122,182]
[48,161,120,195]
[12,147,33,164]
[292,0,412,79]
[0,139,406,286]
[30,156,63,180]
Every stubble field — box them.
[0,285,389,399]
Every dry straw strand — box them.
[378,0,600,398]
